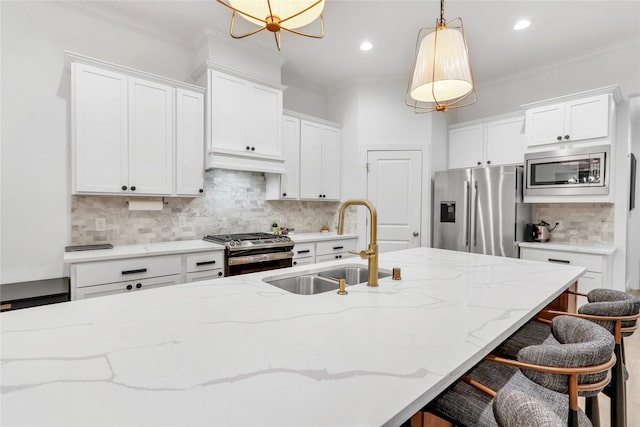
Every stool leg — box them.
[610,343,627,427]
[585,395,601,427]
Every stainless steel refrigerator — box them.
[432,165,531,258]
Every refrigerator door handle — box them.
[472,180,479,247]
[463,180,470,247]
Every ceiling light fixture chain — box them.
[405,0,476,113]
[216,0,326,51]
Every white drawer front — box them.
[316,239,357,256]
[316,252,357,263]
[292,257,315,267]
[74,255,182,288]
[185,269,224,282]
[185,251,224,272]
[520,248,604,272]
[293,242,316,259]
[75,274,182,299]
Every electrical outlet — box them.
[178,214,187,228]
[95,218,107,231]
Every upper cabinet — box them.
[200,67,285,174]
[266,111,342,201]
[69,53,205,197]
[448,113,526,169]
[523,86,621,149]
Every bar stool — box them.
[493,388,565,427]
[426,315,615,427]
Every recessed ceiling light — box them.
[513,19,532,31]
[360,41,373,51]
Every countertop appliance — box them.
[524,222,551,242]
[524,145,609,196]
[203,232,294,276]
[433,165,531,258]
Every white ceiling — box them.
[88,1,640,91]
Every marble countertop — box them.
[287,232,358,243]
[518,241,616,255]
[1,248,585,426]
[63,239,225,263]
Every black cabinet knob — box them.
[126,284,133,290]
[319,194,322,198]
[251,146,255,151]
[282,193,287,197]
[122,185,128,191]
[217,271,223,277]
[477,161,481,165]
[564,135,570,140]
[557,136,563,141]
[136,283,142,289]
[487,160,491,165]
[131,186,136,191]
[199,188,204,193]
[246,146,251,150]
[293,261,297,266]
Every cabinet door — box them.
[128,78,174,195]
[247,84,282,157]
[176,88,205,196]
[565,94,609,142]
[280,115,301,199]
[72,63,128,194]
[321,126,341,200]
[525,103,565,146]
[485,115,526,166]
[210,71,247,153]
[299,120,323,199]
[448,125,483,169]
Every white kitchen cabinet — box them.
[292,242,316,266]
[205,69,284,173]
[176,88,205,196]
[519,245,613,307]
[128,77,174,195]
[69,53,205,197]
[184,251,224,282]
[524,91,616,147]
[315,238,358,263]
[75,274,182,299]
[448,113,525,169]
[299,120,342,200]
[266,115,301,200]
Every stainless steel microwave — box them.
[524,145,609,196]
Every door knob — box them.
[413,231,419,237]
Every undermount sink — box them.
[262,264,393,295]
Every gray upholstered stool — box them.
[426,315,615,427]
[493,388,565,427]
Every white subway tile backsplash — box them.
[70,169,355,245]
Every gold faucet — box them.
[337,199,379,287]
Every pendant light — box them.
[215,0,325,51]
[406,0,476,112]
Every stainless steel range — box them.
[203,233,294,276]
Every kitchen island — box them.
[1,247,585,426]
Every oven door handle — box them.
[227,251,294,266]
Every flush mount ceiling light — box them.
[406,0,476,113]
[360,41,373,51]
[215,0,325,51]
[513,19,532,30]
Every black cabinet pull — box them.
[335,254,342,259]
[196,260,216,266]
[131,186,136,191]
[136,283,142,289]
[126,284,133,290]
[122,185,128,191]
[548,258,570,264]
[217,271,223,277]
[297,250,310,254]
[199,188,204,193]
[121,268,147,275]
[333,246,344,250]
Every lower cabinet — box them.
[292,242,316,267]
[70,250,225,300]
[315,239,358,263]
[519,246,612,306]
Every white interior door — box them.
[367,150,423,253]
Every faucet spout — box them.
[337,199,379,287]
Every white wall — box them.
[283,85,326,118]
[0,2,197,284]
